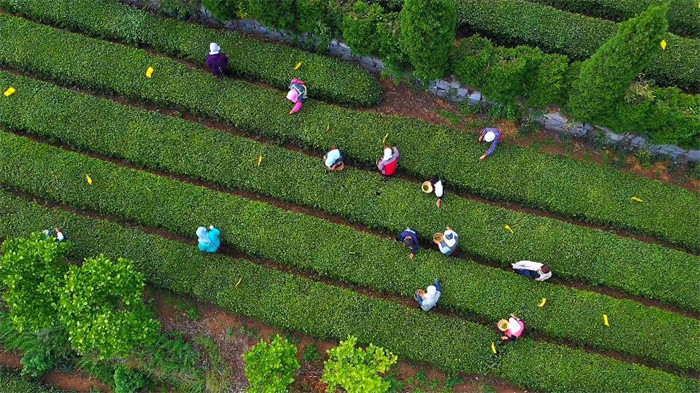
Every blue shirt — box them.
[481,128,502,157]
[398,228,419,254]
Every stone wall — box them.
[199,5,698,163]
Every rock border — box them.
[197,6,699,164]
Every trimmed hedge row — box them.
[0,14,697,251]
[0,132,698,372]
[0,0,382,107]
[0,192,698,393]
[453,0,700,93]
[1,70,697,313]
[526,0,700,39]
[0,367,68,393]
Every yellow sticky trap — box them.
[660,40,667,50]
[86,174,93,185]
[538,297,547,307]
[145,66,154,78]
[3,87,16,97]
[257,155,263,167]
[603,314,609,327]
[631,196,643,202]
[235,277,242,287]
[504,225,513,234]
[382,133,389,145]
[491,342,497,354]
[294,62,302,70]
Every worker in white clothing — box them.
[422,176,444,207]
[433,227,458,256]
[511,260,552,281]
[415,279,442,311]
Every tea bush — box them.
[400,0,456,80]
[244,335,300,393]
[0,131,697,372]
[0,190,697,393]
[322,336,397,393]
[0,14,695,250]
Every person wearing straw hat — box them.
[433,227,458,256]
[323,147,345,171]
[422,176,444,207]
[377,146,400,177]
[206,43,229,77]
[287,79,308,115]
[498,313,525,341]
[397,228,419,259]
[511,260,552,282]
[196,225,221,253]
[479,127,503,160]
[415,279,442,311]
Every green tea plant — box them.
[322,336,397,393]
[244,334,300,393]
[113,365,147,393]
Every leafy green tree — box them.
[59,256,159,360]
[400,0,456,80]
[0,233,69,333]
[322,336,397,393]
[243,334,300,393]
[568,4,669,122]
[202,0,241,21]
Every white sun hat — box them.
[484,131,496,142]
[209,42,221,55]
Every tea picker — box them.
[197,225,221,253]
[498,314,525,341]
[287,78,307,115]
[422,176,444,207]
[206,43,229,77]
[511,260,552,281]
[433,227,458,256]
[479,127,503,160]
[415,279,442,311]
[397,228,419,260]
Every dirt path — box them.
[0,351,110,392]
[150,287,523,393]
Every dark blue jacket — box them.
[398,228,419,254]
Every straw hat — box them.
[433,233,444,243]
[422,181,433,193]
[497,319,509,331]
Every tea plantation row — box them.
[1,13,697,251]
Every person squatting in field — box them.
[422,176,444,207]
[499,314,525,341]
[197,225,221,253]
[323,147,345,171]
[377,146,400,177]
[415,279,442,311]
[287,79,307,115]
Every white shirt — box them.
[511,260,552,281]
[434,180,444,198]
[508,317,522,335]
[437,229,458,254]
[420,285,441,311]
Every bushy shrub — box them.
[242,0,295,30]
[0,233,69,333]
[296,0,341,34]
[322,336,397,393]
[201,0,240,21]
[568,4,669,123]
[244,334,300,393]
[114,365,147,393]
[159,0,199,19]
[59,256,160,359]
[453,35,569,108]
[400,0,456,80]
[342,1,405,66]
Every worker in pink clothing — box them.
[498,314,525,341]
[377,146,400,177]
[287,79,307,115]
